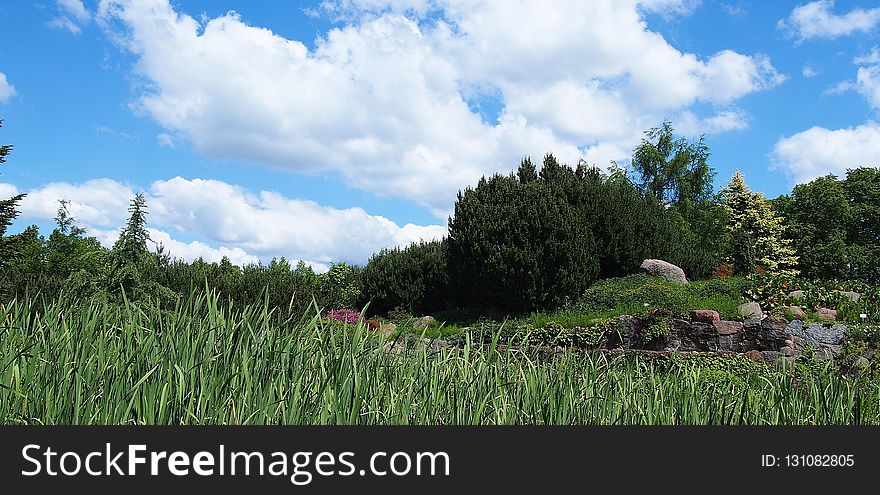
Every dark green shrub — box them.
[733,233,756,276]
[360,240,450,316]
[447,154,724,312]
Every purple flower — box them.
[325,308,361,325]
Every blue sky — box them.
[1,0,879,270]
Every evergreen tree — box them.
[0,119,26,262]
[114,193,150,265]
[721,171,798,276]
[111,193,151,295]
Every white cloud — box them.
[802,64,819,78]
[49,0,92,34]
[721,3,746,17]
[96,0,783,217]
[854,46,880,65]
[18,178,136,227]
[156,132,175,147]
[771,122,880,183]
[0,72,17,103]
[14,176,446,267]
[0,183,20,199]
[857,64,880,109]
[676,109,749,136]
[778,0,880,41]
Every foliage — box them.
[778,168,880,284]
[629,120,715,206]
[732,233,756,276]
[0,119,27,263]
[360,240,449,316]
[447,154,599,311]
[3,290,880,425]
[745,272,879,323]
[721,171,798,277]
[570,274,747,320]
[317,262,363,310]
[448,152,724,311]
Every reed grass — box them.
[1,290,877,425]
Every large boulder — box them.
[785,321,847,360]
[738,302,763,326]
[640,259,688,284]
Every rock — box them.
[855,356,871,369]
[379,322,397,338]
[780,346,796,357]
[744,350,764,362]
[640,259,688,284]
[762,315,789,332]
[785,321,847,358]
[761,351,780,364]
[838,291,861,303]
[412,316,437,330]
[788,290,806,300]
[738,302,763,326]
[690,310,720,323]
[667,318,717,352]
[816,307,837,321]
[788,306,807,321]
[714,320,743,335]
[718,333,742,351]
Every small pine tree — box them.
[114,193,150,265]
[0,119,26,240]
[721,171,798,276]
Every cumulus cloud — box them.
[802,64,819,78]
[771,122,880,183]
[676,109,749,136]
[49,0,92,34]
[0,183,20,199]
[95,0,783,217]
[18,178,135,227]
[0,72,17,103]
[15,176,446,267]
[778,0,880,41]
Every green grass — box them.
[568,274,749,321]
[1,289,878,425]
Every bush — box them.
[360,240,450,316]
[447,155,724,312]
[447,157,598,311]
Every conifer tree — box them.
[0,119,25,239]
[721,171,798,276]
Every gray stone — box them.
[668,318,717,352]
[640,259,688,284]
[412,316,437,330]
[838,291,861,303]
[739,302,763,326]
[788,290,806,300]
[784,321,847,359]
[718,333,741,351]
[855,356,871,369]
[780,346,796,357]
